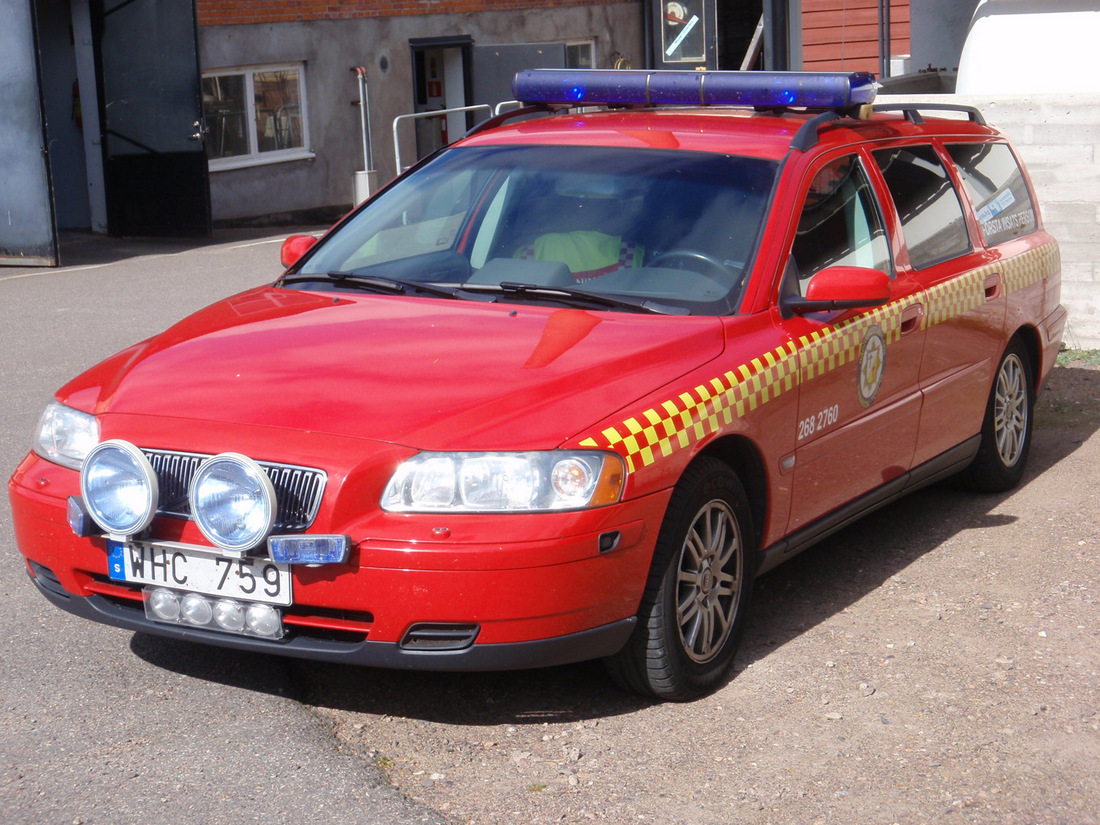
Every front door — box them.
[784,153,924,530]
[92,0,211,237]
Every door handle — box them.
[900,303,923,335]
[984,272,1002,300]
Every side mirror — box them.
[781,266,891,316]
[280,234,318,268]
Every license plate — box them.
[107,540,292,606]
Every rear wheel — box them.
[606,457,755,701]
[963,338,1034,492]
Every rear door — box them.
[92,0,211,237]
[871,143,1006,465]
[0,2,58,266]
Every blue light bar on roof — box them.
[513,69,877,110]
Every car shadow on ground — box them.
[131,364,1100,724]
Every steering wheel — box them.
[649,249,732,281]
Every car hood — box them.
[60,287,725,451]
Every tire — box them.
[605,457,755,701]
[962,338,1034,492]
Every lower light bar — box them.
[513,69,877,110]
[144,587,284,639]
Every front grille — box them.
[142,449,326,532]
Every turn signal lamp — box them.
[513,69,877,110]
[268,535,351,566]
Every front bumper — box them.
[10,452,665,670]
[25,559,636,670]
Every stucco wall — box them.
[198,4,643,223]
[879,92,1100,349]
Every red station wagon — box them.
[9,70,1067,700]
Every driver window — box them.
[787,155,891,296]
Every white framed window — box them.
[202,63,312,171]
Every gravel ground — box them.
[294,359,1099,825]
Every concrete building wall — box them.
[880,92,1100,349]
[198,4,643,223]
[909,0,977,73]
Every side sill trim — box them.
[757,436,981,575]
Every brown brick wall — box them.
[195,0,598,27]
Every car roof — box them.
[461,105,1005,161]
[459,69,1006,159]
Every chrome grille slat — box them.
[142,449,326,532]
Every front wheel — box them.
[962,338,1034,492]
[605,458,755,701]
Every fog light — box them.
[148,588,181,621]
[80,440,159,537]
[189,453,277,553]
[246,604,281,637]
[213,599,246,633]
[180,592,213,626]
[143,588,284,639]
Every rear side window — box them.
[874,145,971,269]
[947,143,1038,246]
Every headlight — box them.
[190,453,277,553]
[80,440,159,536]
[381,451,625,513]
[33,400,99,470]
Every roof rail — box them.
[872,103,987,126]
[789,111,845,152]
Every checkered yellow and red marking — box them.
[579,343,800,473]
[578,241,1058,475]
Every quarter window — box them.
[202,64,310,169]
[874,145,970,269]
[947,143,1037,246]
[789,155,891,294]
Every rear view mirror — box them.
[781,266,890,316]
[280,234,318,268]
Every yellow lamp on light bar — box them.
[513,69,877,110]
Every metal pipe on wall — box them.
[351,66,376,204]
[879,0,892,78]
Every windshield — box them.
[293,144,777,315]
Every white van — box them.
[957,0,1100,94]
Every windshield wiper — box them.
[281,272,472,301]
[488,282,689,316]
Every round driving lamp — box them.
[80,440,159,536]
[189,453,277,553]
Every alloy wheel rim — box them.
[994,354,1028,468]
[675,499,742,664]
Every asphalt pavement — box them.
[0,229,449,825]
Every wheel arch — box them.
[696,434,768,552]
[1009,323,1041,392]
